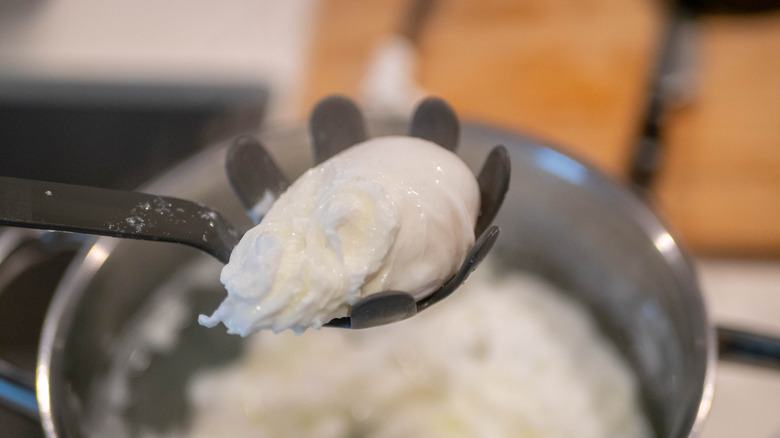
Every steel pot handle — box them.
[0,230,40,421]
[717,327,780,370]
[0,359,38,420]
[0,229,82,421]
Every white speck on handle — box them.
[125,216,145,233]
[45,190,52,196]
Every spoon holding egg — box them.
[205,95,510,334]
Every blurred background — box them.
[1,0,779,436]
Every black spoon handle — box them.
[0,176,238,263]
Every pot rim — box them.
[35,122,717,438]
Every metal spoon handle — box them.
[718,326,780,371]
[0,176,237,263]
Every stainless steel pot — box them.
[9,119,766,436]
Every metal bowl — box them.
[36,120,714,437]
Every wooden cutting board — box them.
[302,0,780,256]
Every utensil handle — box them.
[0,176,236,263]
[717,326,780,370]
[628,7,697,190]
